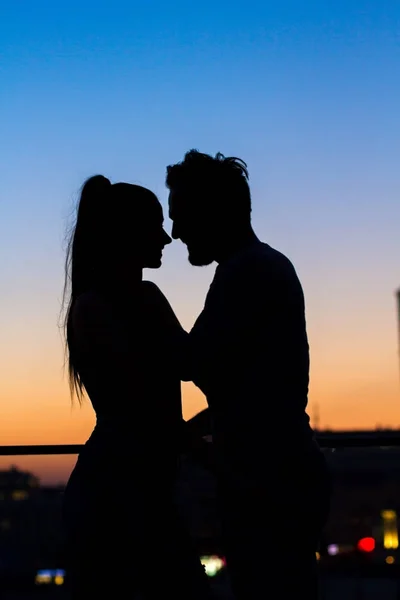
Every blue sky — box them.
[1,0,400,441]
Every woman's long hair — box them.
[62,175,112,403]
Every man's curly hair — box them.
[166,149,252,220]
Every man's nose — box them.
[171,222,180,240]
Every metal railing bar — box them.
[1,431,400,455]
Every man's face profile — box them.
[168,188,215,267]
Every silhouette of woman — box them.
[61,176,212,599]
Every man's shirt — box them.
[188,241,316,480]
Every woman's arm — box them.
[141,281,192,381]
[141,282,218,470]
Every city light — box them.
[200,555,226,577]
[35,571,52,585]
[381,510,399,550]
[35,569,65,585]
[54,570,65,585]
[357,537,375,553]
[327,544,339,556]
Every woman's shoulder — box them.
[72,284,176,329]
[141,279,163,293]
[140,280,169,305]
[141,281,183,331]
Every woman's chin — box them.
[144,257,162,269]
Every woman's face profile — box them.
[123,198,172,270]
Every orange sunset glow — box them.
[1,268,399,485]
[2,1,400,486]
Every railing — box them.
[2,430,400,600]
[0,444,82,456]
[1,430,400,455]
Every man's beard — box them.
[188,247,214,267]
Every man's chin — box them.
[188,251,214,267]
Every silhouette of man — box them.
[166,150,331,600]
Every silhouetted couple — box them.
[62,150,331,599]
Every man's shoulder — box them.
[252,242,292,266]
[219,242,298,282]
[255,243,300,279]
[218,244,305,312]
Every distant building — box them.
[0,466,39,502]
[0,468,64,577]
[324,443,400,533]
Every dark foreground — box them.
[3,573,400,600]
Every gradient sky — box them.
[1,0,400,484]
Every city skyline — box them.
[1,0,400,484]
